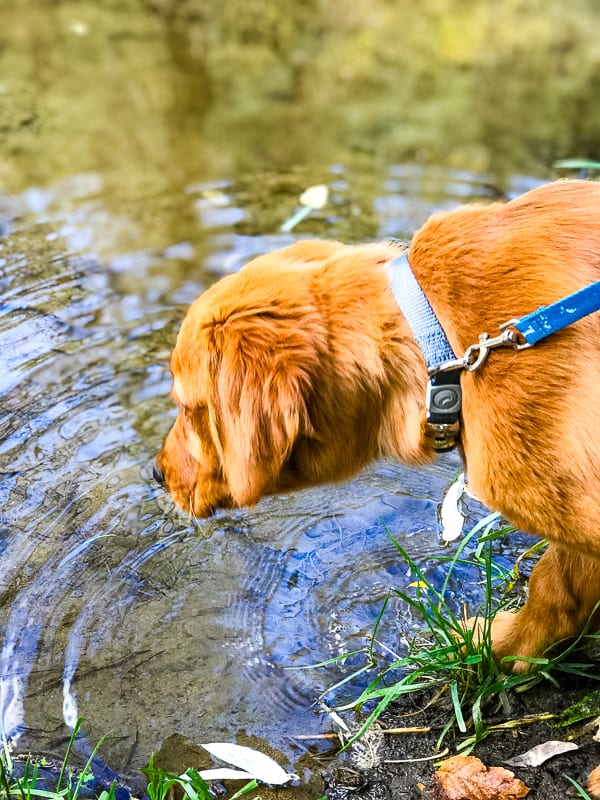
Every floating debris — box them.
[280,184,329,232]
[440,472,467,542]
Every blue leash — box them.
[389,252,600,449]
[513,279,600,344]
[390,252,600,371]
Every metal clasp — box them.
[463,321,530,372]
[422,317,532,452]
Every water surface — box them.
[0,166,537,785]
[1,0,598,789]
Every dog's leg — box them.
[482,545,599,672]
[588,766,600,799]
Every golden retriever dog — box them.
[156,180,600,792]
[155,178,600,658]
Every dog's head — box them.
[155,240,430,517]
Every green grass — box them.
[142,756,213,800]
[321,513,599,754]
[0,723,258,800]
[0,720,116,800]
[142,755,264,800]
[564,774,595,800]
[2,515,597,800]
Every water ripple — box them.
[0,167,534,779]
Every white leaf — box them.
[200,742,296,785]
[195,768,255,782]
[324,708,351,735]
[505,740,578,767]
[299,184,328,209]
[440,472,466,542]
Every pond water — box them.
[1,0,599,792]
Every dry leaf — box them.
[432,755,530,800]
[350,723,386,770]
[195,768,255,782]
[505,740,578,768]
[440,472,466,542]
[200,742,297,785]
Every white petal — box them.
[201,742,295,785]
[299,184,328,209]
[196,768,256,781]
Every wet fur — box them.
[158,181,600,789]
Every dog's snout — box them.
[152,463,165,486]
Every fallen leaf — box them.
[587,765,600,797]
[440,472,466,543]
[195,768,255,781]
[432,754,530,799]
[350,723,385,770]
[505,740,578,768]
[200,742,296,785]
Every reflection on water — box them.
[0,0,597,789]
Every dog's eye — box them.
[181,404,209,433]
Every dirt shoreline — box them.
[323,665,600,799]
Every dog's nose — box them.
[152,463,165,486]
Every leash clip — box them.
[463,322,529,372]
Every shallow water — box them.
[1,0,598,790]
[0,166,537,786]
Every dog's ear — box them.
[208,313,319,507]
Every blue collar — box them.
[388,252,457,372]
[388,252,462,451]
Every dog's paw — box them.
[463,611,538,673]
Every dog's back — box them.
[407,180,600,669]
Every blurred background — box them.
[0,0,599,792]
[2,0,599,194]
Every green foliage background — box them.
[1,0,599,191]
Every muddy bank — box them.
[323,662,600,799]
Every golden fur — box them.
[157,180,600,738]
